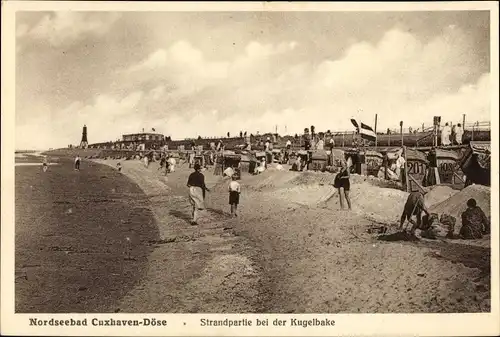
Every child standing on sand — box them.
[228,175,241,217]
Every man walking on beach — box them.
[187,164,210,226]
[399,191,430,234]
[74,155,81,171]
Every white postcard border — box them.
[2,1,499,336]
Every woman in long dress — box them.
[169,156,176,172]
[455,123,464,145]
[441,123,452,146]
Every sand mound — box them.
[265,185,335,206]
[239,170,487,230]
[431,184,491,229]
[349,174,402,189]
[289,171,333,186]
[347,182,409,223]
[244,170,300,191]
[425,185,459,208]
[240,170,411,223]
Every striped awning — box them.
[405,148,428,163]
[435,148,460,161]
[469,141,490,170]
[470,141,490,154]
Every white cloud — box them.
[127,39,299,96]
[129,40,228,78]
[21,12,120,47]
[160,27,487,138]
[148,85,166,101]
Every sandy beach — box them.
[73,157,491,313]
[15,157,159,313]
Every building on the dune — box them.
[122,133,165,142]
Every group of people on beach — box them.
[157,153,176,174]
[59,126,487,242]
[440,122,464,146]
[183,150,488,241]
[186,163,241,226]
[399,190,489,240]
[42,154,81,172]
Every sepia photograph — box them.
[2,1,499,336]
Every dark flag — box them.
[152,128,156,132]
[350,119,377,141]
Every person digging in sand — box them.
[399,190,430,234]
[228,175,241,217]
[187,163,209,226]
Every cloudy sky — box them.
[15,10,491,150]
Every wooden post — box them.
[374,114,378,148]
[400,121,404,146]
[342,133,345,147]
[403,145,410,192]
[434,167,441,185]
[221,148,225,173]
[434,125,438,147]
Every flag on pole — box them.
[350,119,377,141]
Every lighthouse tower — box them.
[80,125,88,149]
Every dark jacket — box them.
[187,171,207,190]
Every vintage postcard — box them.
[1,1,499,336]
